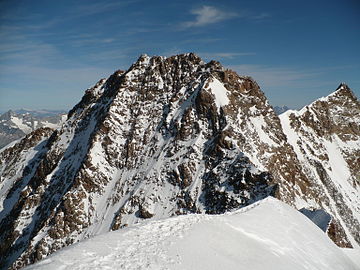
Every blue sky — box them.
[0,0,359,111]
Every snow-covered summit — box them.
[326,82,354,99]
[297,83,357,114]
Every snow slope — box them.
[25,197,359,270]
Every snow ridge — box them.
[25,198,359,270]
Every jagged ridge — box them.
[279,83,360,246]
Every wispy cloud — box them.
[0,65,114,110]
[228,64,360,108]
[234,64,356,88]
[0,1,139,36]
[0,65,112,85]
[68,36,118,47]
[230,64,318,88]
[181,6,271,28]
[161,47,183,57]
[199,52,256,59]
[181,38,223,44]
[70,0,141,17]
[0,38,62,66]
[183,6,238,28]
[0,14,64,33]
[251,13,271,20]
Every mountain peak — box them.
[273,105,290,115]
[286,83,360,148]
[331,82,357,101]
[5,109,15,115]
[0,110,15,121]
[298,83,358,116]
[338,82,349,89]
[131,53,222,74]
[1,55,359,269]
[136,53,151,64]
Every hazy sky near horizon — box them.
[0,0,359,111]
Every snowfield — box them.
[25,197,360,270]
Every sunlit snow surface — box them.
[205,76,230,111]
[26,197,359,270]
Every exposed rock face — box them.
[279,84,360,247]
[0,54,359,269]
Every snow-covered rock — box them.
[279,83,360,247]
[0,54,359,269]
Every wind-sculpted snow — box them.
[0,54,359,269]
[25,198,360,270]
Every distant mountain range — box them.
[0,109,66,149]
[0,54,359,269]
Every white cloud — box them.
[0,38,62,66]
[183,6,237,28]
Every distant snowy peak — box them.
[0,109,66,149]
[14,109,67,118]
[273,105,290,115]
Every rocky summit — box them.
[0,53,359,269]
